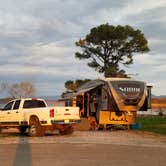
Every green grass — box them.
[137,116,166,135]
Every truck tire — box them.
[19,126,27,134]
[29,116,44,137]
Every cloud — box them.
[124,52,166,95]
[121,0,166,19]
[0,0,165,96]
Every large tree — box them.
[75,23,149,77]
[2,82,35,98]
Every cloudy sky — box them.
[0,0,166,97]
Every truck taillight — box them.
[50,109,54,118]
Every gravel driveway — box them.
[0,130,166,166]
[0,129,166,148]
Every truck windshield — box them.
[23,100,46,108]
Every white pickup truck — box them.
[0,98,81,136]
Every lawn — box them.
[136,116,166,135]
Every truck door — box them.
[10,100,21,123]
[0,101,14,123]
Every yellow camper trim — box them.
[99,111,136,125]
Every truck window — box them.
[3,101,14,110]
[23,100,46,108]
[13,100,21,110]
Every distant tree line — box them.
[61,79,91,98]
[64,79,91,91]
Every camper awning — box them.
[75,87,97,96]
[74,79,104,96]
[62,79,104,99]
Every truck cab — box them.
[0,98,46,124]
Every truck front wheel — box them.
[29,116,44,137]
